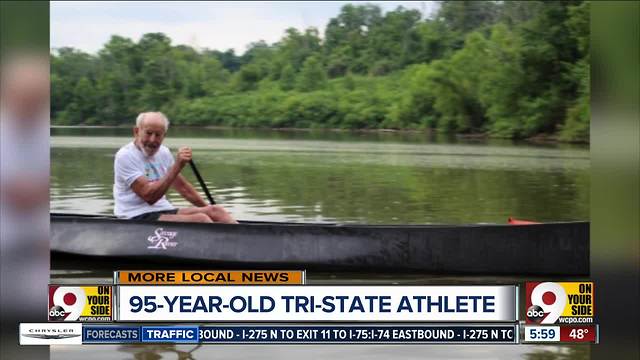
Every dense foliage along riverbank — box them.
[52,1,589,142]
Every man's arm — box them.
[130,147,192,205]
[172,174,208,207]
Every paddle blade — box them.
[508,217,540,225]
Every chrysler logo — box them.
[20,323,83,345]
[22,333,81,340]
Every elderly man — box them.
[113,112,237,223]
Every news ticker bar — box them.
[21,323,518,345]
[20,323,600,345]
[19,323,602,345]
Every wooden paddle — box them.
[189,160,216,205]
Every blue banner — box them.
[79,324,517,344]
[83,325,140,343]
[141,326,199,343]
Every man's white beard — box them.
[135,139,158,157]
[142,147,154,157]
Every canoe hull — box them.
[50,215,589,275]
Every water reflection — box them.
[117,344,202,360]
[51,129,589,224]
[49,126,506,145]
[50,128,590,360]
[50,343,589,360]
[524,345,589,359]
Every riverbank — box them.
[50,125,589,145]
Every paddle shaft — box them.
[188,160,216,205]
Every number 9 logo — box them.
[52,287,86,321]
[529,282,566,324]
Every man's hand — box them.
[131,146,193,205]
[176,147,192,167]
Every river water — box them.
[50,127,590,359]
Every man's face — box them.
[134,116,166,157]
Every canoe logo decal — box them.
[147,228,178,249]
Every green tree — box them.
[324,4,382,74]
[560,1,590,142]
[426,32,488,133]
[275,28,322,72]
[412,20,454,64]
[477,24,526,137]
[279,64,296,91]
[50,1,590,142]
[499,1,544,27]
[73,77,97,123]
[514,1,583,136]
[231,64,262,92]
[140,57,175,109]
[296,55,327,92]
[208,49,242,72]
[437,0,500,35]
[202,57,231,96]
[137,32,172,56]
[368,7,422,69]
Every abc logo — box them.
[49,305,67,321]
[526,305,545,323]
[527,282,567,324]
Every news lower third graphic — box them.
[525,282,595,325]
[116,285,518,322]
[19,272,600,345]
[114,270,305,285]
[48,285,113,322]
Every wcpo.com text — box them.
[557,317,594,324]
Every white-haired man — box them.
[113,112,237,223]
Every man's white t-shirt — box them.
[113,142,176,218]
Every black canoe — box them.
[50,214,589,275]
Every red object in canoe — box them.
[508,217,540,225]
